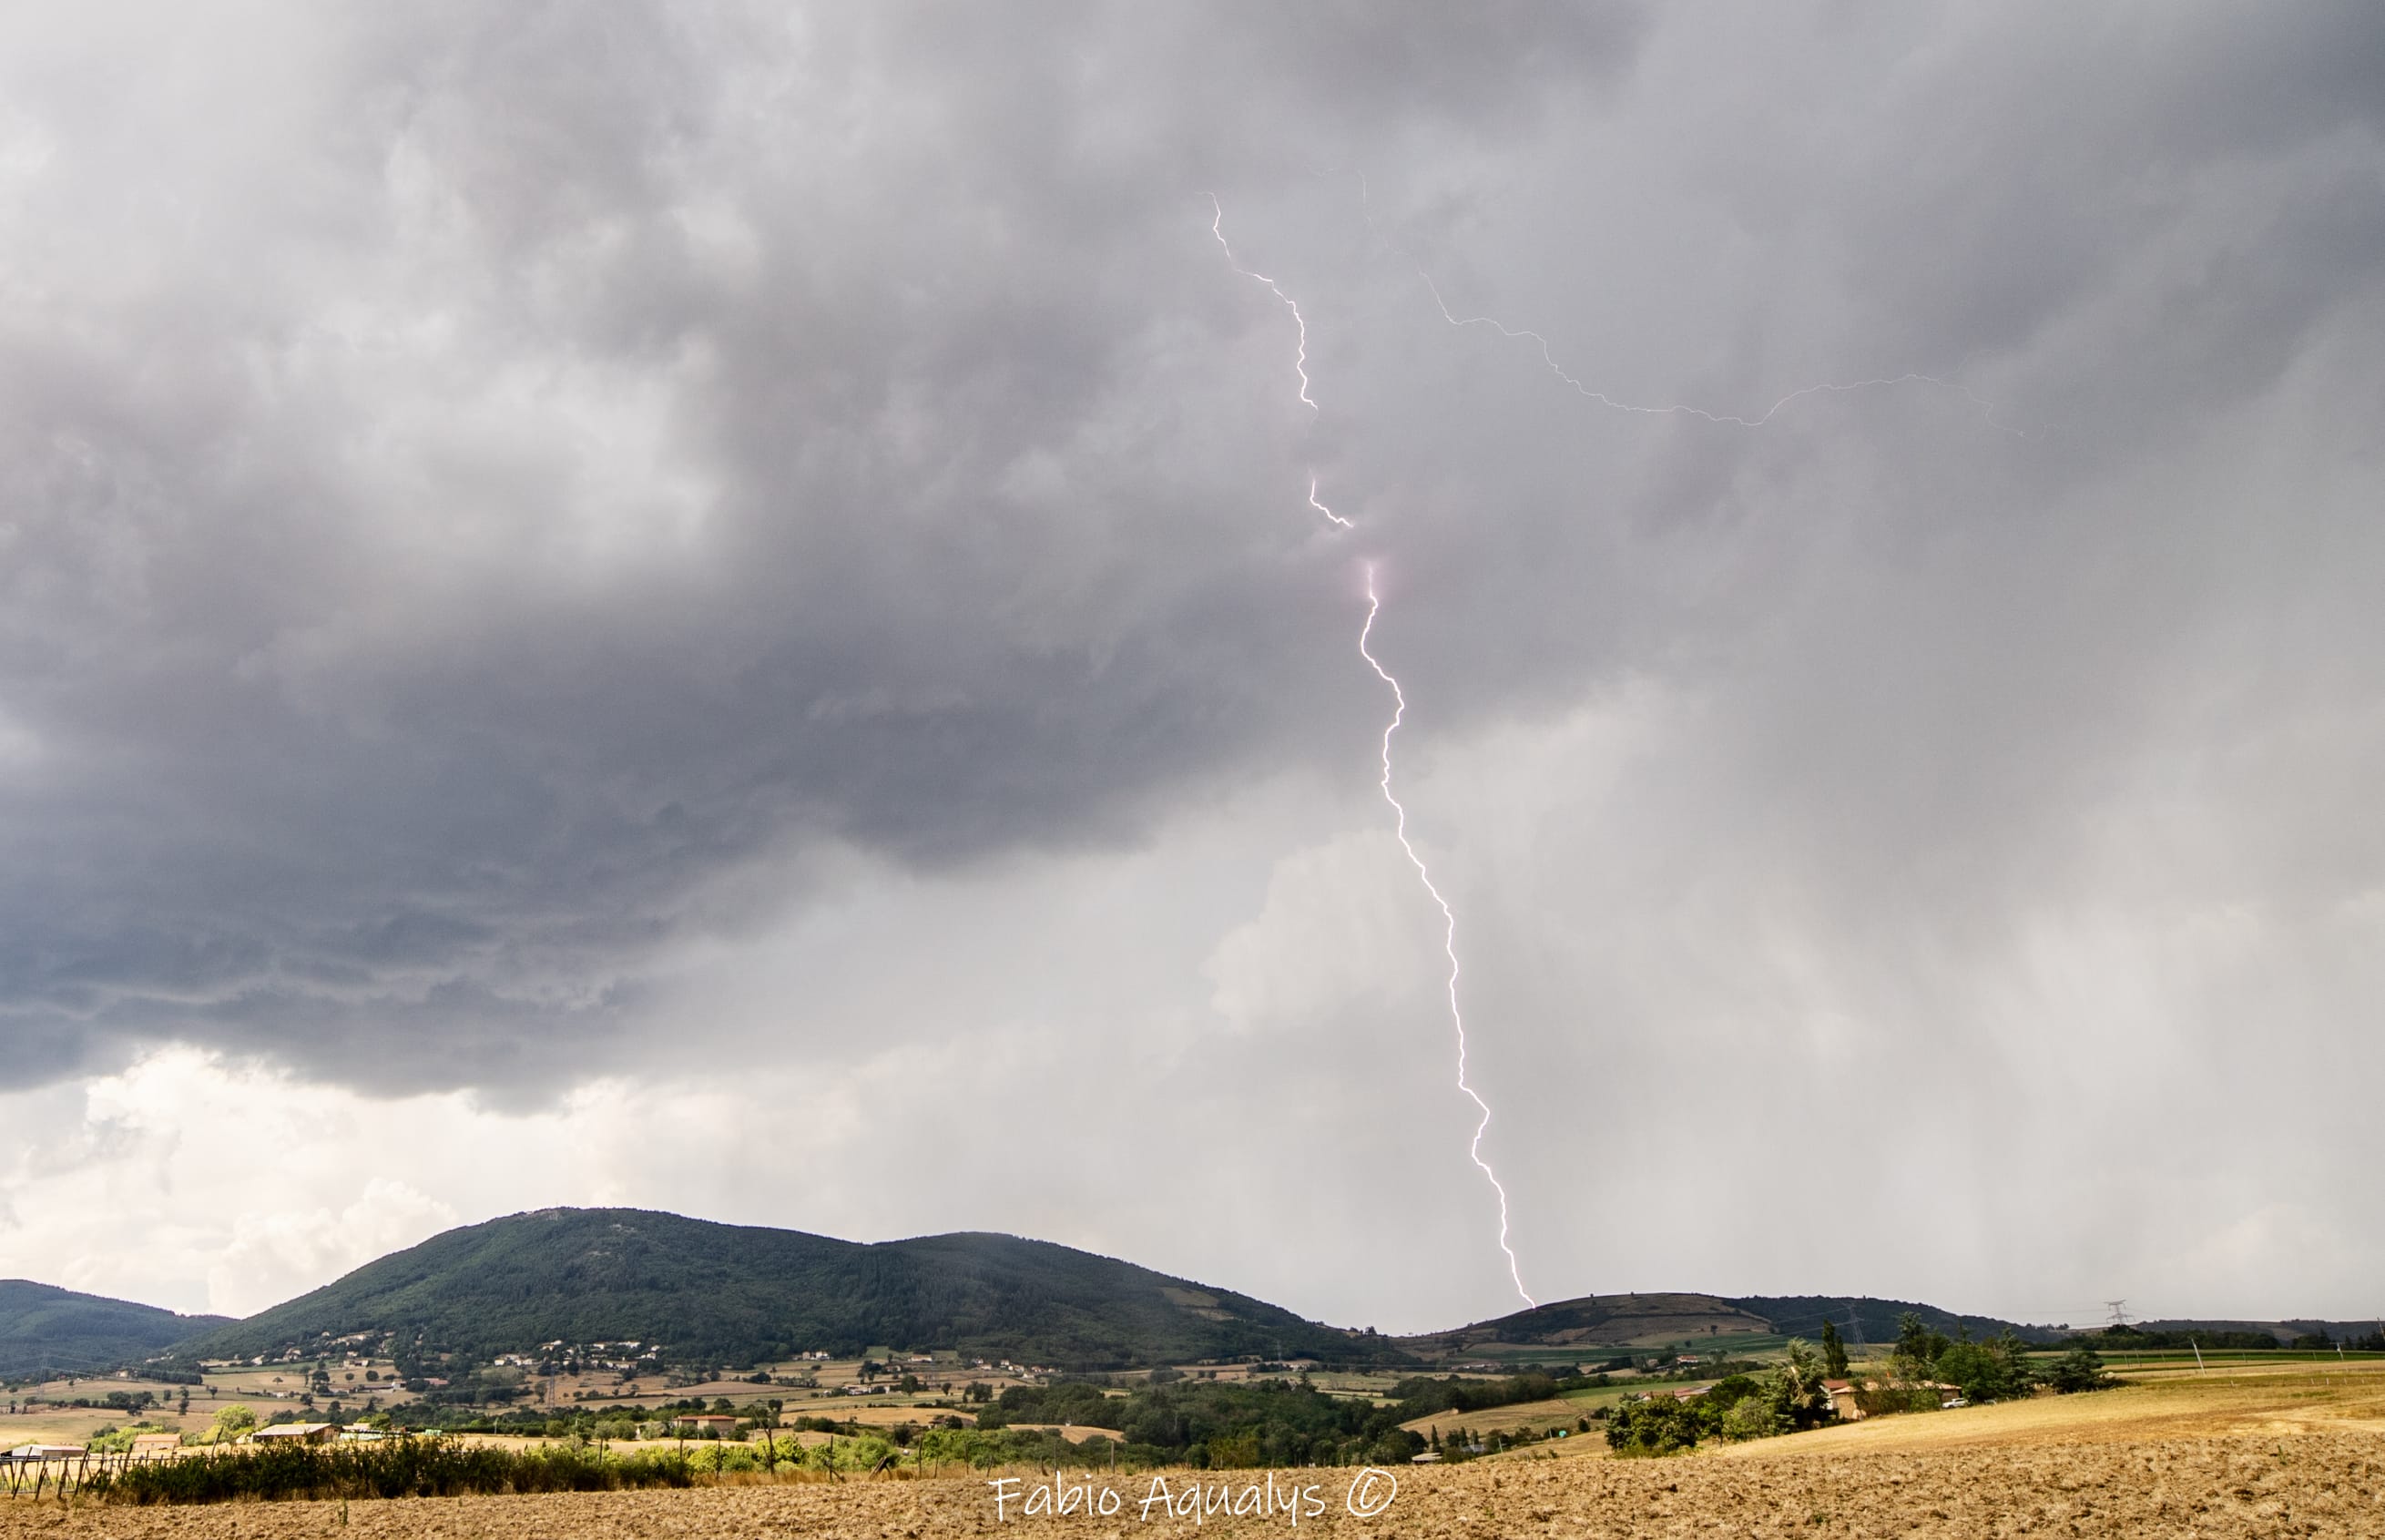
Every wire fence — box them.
[2,1445,185,1501]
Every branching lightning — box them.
[1203,180,2024,1311]
[1360,175,2023,437]
[1209,194,1531,1304]
[1209,195,1318,413]
[1359,564,1534,1306]
[1415,270,2022,434]
[1307,475,1352,531]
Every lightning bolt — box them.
[1361,176,2023,436]
[1415,270,2021,433]
[1209,194,1318,413]
[1308,475,1352,531]
[1360,564,1534,1307]
[1210,195,1532,1305]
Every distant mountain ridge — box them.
[0,1280,230,1380]
[1400,1293,2080,1357]
[1726,1295,2066,1347]
[1399,1291,1774,1357]
[14,1209,2372,1378]
[174,1208,1406,1372]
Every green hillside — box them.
[0,1280,230,1380]
[1402,1292,1772,1358]
[1404,1290,2060,1358]
[1724,1295,2064,1347]
[177,1209,1407,1372]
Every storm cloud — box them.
[1,3,2381,1329]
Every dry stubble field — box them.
[7,1364,2384,1538]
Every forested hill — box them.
[0,1280,230,1379]
[1402,1290,2064,1356]
[1726,1296,2065,1347]
[175,1208,1407,1372]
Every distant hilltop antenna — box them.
[2105,1300,2131,1328]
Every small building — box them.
[130,1433,182,1455]
[253,1423,340,1444]
[669,1414,743,1438]
[1823,1380,1863,1421]
[5,1444,85,1460]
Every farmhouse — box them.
[252,1423,339,1444]
[670,1413,743,1437]
[130,1433,182,1454]
[1824,1380,1864,1420]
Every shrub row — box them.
[81,1436,700,1504]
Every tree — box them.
[1605,1397,1697,1456]
[1895,1312,1951,1365]
[2044,1346,2113,1394]
[1768,1341,1835,1429]
[209,1403,259,1443]
[1721,1396,1786,1441]
[1820,1321,1849,1380]
[1887,1313,1950,1392]
[1934,1332,2035,1403]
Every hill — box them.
[1402,1292,1773,1359]
[0,1280,230,1380]
[175,1208,1409,1372]
[1402,1291,2064,1360]
[1726,1295,2065,1347]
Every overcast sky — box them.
[3,2,2381,1335]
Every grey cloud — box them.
[0,3,1643,1090]
[0,0,2379,1215]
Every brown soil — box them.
[0,1436,2377,1539]
[12,1366,2385,1537]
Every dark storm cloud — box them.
[1,0,2379,1113]
[4,0,2384,1331]
[0,2,1644,1089]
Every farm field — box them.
[9,1362,2385,1536]
[1398,1392,1603,1443]
[5,1436,2380,1536]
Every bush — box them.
[2044,1347,2115,1394]
[1605,1397,1699,1457]
[82,1434,701,1504]
[208,1404,258,1443]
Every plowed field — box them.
[10,1365,2383,1538]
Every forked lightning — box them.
[1209,194,1534,1305]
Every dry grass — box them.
[1398,1394,1596,1440]
[12,1362,2385,1537]
[1723,1361,2385,1457]
[7,1443,2380,1538]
